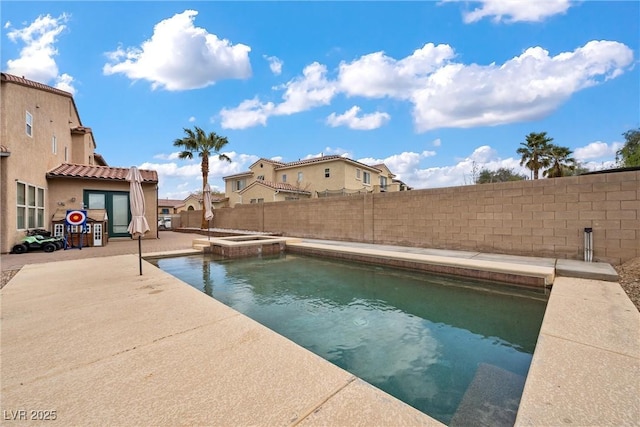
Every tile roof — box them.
[93,153,108,166]
[224,171,254,179]
[240,180,311,195]
[249,158,287,168]
[275,155,381,172]
[224,155,391,180]
[46,163,158,183]
[158,199,186,208]
[1,72,73,98]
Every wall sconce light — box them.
[70,197,76,202]
[57,201,65,206]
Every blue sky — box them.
[2,1,638,198]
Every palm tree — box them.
[516,132,553,179]
[544,145,576,178]
[174,126,231,229]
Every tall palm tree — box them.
[174,126,231,229]
[544,144,577,178]
[516,132,553,179]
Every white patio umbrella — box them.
[203,183,214,241]
[127,166,150,275]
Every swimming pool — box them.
[151,253,548,425]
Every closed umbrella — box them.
[203,183,214,241]
[127,166,150,275]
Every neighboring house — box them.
[158,198,185,215]
[180,193,228,211]
[0,72,158,253]
[223,155,408,205]
[182,194,201,211]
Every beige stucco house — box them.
[0,73,159,253]
[158,198,186,215]
[223,156,409,205]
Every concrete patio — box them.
[1,231,638,425]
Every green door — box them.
[84,190,131,238]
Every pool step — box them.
[286,242,554,287]
[193,243,210,252]
[449,363,526,427]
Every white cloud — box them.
[410,41,634,131]
[338,43,456,99]
[4,13,76,94]
[264,55,283,75]
[153,152,182,161]
[103,10,251,91]
[220,62,337,129]
[358,151,438,186]
[443,0,573,23]
[220,97,274,129]
[219,39,633,132]
[188,116,196,123]
[326,106,390,130]
[410,146,527,188]
[574,141,624,161]
[273,62,337,115]
[432,138,442,147]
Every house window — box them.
[257,175,264,181]
[26,111,33,137]
[356,169,361,180]
[88,193,106,209]
[52,136,57,154]
[282,174,287,183]
[16,182,45,229]
[64,146,68,162]
[380,176,388,189]
[234,179,246,191]
[250,198,264,204]
[297,172,303,182]
[325,168,330,178]
[161,208,170,214]
[363,171,371,185]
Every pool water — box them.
[151,253,548,425]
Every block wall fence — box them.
[181,170,639,265]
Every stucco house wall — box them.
[1,75,87,252]
[1,73,159,253]
[224,156,393,204]
[47,178,158,238]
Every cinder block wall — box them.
[211,170,639,264]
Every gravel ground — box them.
[615,257,640,312]
[1,269,19,289]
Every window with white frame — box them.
[26,111,33,137]
[325,168,330,178]
[282,174,287,183]
[297,172,303,182]
[356,169,361,180]
[250,198,264,204]
[52,135,57,154]
[257,175,265,180]
[16,182,45,229]
[234,179,246,191]
[363,171,371,185]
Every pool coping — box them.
[1,243,638,425]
